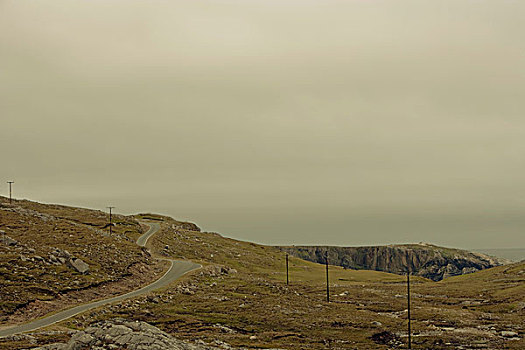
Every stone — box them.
[68,258,90,274]
[105,324,132,337]
[461,267,479,274]
[1,234,18,246]
[68,332,95,347]
[501,331,518,337]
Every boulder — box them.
[501,331,519,337]
[68,258,90,274]
[0,233,18,246]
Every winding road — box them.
[0,222,201,337]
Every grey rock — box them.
[105,324,132,338]
[68,258,90,274]
[65,333,95,350]
[501,331,519,337]
[461,267,479,274]
[32,319,286,350]
[1,234,18,246]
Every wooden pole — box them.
[7,181,14,204]
[325,251,330,303]
[407,251,411,349]
[107,206,115,235]
[286,253,289,285]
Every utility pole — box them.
[7,181,14,204]
[107,206,115,235]
[325,250,330,303]
[286,253,289,285]
[407,250,412,349]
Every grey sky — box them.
[1,1,524,249]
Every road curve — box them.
[0,222,201,337]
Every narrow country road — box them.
[0,222,201,337]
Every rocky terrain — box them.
[0,197,164,324]
[281,244,510,281]
[1,198,523,349]
[29,319,278,350]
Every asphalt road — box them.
[0,222,201,337]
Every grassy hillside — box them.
[1,201,523,349]
[0,197,164,325]
[57,216,523,349]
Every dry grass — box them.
[0,197,159,324]
[1,201,523,349]
[61,217,524,349]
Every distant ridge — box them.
[473,248,525,262]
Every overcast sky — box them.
[1,0,524,249]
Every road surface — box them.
[0,222,200,337]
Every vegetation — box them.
[66,218,524,349]
[0,197,162,324]
[1,199,523,349]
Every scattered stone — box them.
[182,287,195,295]
[214,324,237,334]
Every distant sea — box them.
[473,248,525,262]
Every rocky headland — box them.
[281,243,511,281]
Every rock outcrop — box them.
[281,243,510,281]
[32,319,282,350]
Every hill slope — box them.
[1,199,523,349]
[0,196,167,325]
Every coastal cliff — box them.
[280,243,510,281]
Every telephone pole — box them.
[107,206,115,235]
[325,250,330,303]
[7,181,14,204]
[286,253,289,285]
[407,250,412,349]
